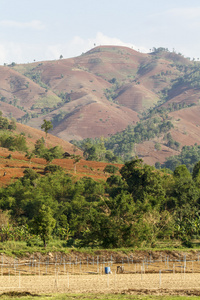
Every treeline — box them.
[160,144,200,172]
[0,158,200,248]
[73,118,174,161]
[172,63,200,89]
[0,113,65,163]
[159,62,200,101]
[142,102,196,120]
[0,113,28,152]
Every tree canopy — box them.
[0,157,200,248]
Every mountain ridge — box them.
[0,45,200,165]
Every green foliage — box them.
[162,144,200,172]
[58,92,71,103]
[173,165,191,179]
[192,161,200,180]
[0,132,28,152]
[33,138,63,162]
[42,151,54,163]
[104,165,119,174]
[154,142,161,151]
[164,132,180,150]
[120,158,165,207]
[44,164,63,173]
[41,119,53,137]
[169,63,200,91]
[25,151,35,163]
[30,204,56,247]
[73,117,174,161]
[0,155,200,248]
[73,139,121,163]
[24,70,49,89]
[35,94,61,109]
[8,118,16,131]
[22,168,40,182]
[0,113,27,152]
[51,111,69,126]
[20,168,40,187]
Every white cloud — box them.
[0,33,152,65]
[0,20,45,30]
[67,32,149,57]
[0,42,43,65]
[45,44,63,60]
[41,32,149,62]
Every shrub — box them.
[104,165,119,174]
[22,168,40,182]
[44,164,63,173]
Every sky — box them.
[1,0,200,65]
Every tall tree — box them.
[41,119,53,138]
[31,204,56,248]
[120,158,165,207]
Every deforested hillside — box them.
[0,46,200,164]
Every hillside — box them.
[0,46,200,164]
[0,146,119,187]
[0,120,121,187]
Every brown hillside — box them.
[15,122,81,154]
[5,46,195,143]
[0,66,60,118]
[51,102,139,140]
[169,106,200,145]
[136,141,179,166]
[162,87,200,108]
[116,83,159,112]
[0,45,199,166]
[134,106,200,166]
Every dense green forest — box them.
[0,158,200,248]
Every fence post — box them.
[19,271,21,288]
[159,270,161,288]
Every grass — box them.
[1,234,200,258]
[0,293,200,300]
[0,239,200,257]
[34,95,61,109]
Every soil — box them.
[1,250,200,296]
[0,145,120,186]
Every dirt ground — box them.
[1,272,200,296]
[1,255,200,296]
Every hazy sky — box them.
[1,0,200,64]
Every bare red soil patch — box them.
[0,146,121,186]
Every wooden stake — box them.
[159,270,161,288]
